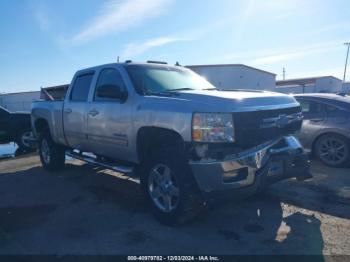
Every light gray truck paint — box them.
[32,63,309,194]
[32,63,300,163]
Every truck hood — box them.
[171,89,300,112]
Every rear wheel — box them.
[315,134,350,167]
[140,148,203,225]
[39,130,65,171]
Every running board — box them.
[66,151,134,174]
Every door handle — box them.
[310,118,323,122]
[64,108,72,114]
[88,109,99,117]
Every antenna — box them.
[343,42,350,83]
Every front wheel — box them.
[39,130,66,171]
[315,134,350,167]
[140,149,203,225]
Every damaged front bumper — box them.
[189,136,311,193]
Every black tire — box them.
[38,129,66,171]
[16,129,34,152]
[315,133,350,167]
[139,148,203,225]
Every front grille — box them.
[234,106,302,149]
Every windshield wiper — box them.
[146,88,195,96]
[146,91,176,97]
[166,88,195,92]
[202,88,218,90]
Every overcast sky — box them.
[1,0,350,93]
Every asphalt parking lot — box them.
[0,153,349,256]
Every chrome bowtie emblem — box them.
[260,112,303,129]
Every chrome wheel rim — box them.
[21,131,33,148]
[41,139,50,164]
[319,137,348,165]
[148,164,180,213]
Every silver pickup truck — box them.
[32,61,310,224]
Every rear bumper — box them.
[189,136,310,193]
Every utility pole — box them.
[343,42,350,83]
[283,67,286,80]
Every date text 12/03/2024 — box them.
[127,256,220,261]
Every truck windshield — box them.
[125,65,216,95]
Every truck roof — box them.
[76,61,182,74]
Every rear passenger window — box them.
[325,104,338,113]
[311,102,325,113]
[70,73,94,101]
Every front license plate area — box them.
[268,160,284,177]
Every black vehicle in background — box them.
[0,106,35,151]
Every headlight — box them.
[192,113,234,142]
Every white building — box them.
[186,64,276,91]
[276,76,343,94]
[0,91,40,112]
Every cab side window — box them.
[70,73,94,102]
[94,68,127,102]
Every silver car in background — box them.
[294,93,350,167]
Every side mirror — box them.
[96,85,127,101]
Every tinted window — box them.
[323,103,347,117]
[325,104,338,113]
[70,73,94,101]
[95,68,126,101]
[313,102,326,113]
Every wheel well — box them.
[137,127,185,162]
[311,132,349,154]
[34,119,49,136]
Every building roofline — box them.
[277,75,342,84]
[276,75,343,88]
[186,64,277,76]
[0,90,39,96]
